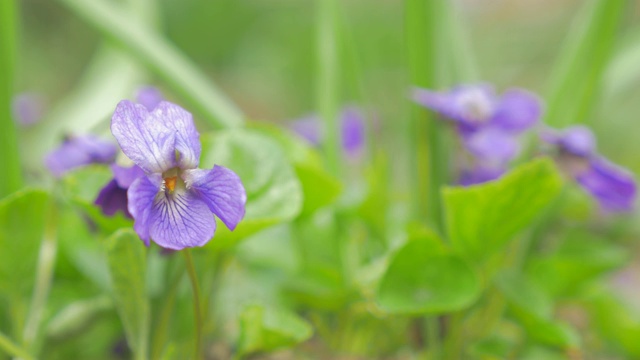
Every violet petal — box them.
[148,189,216,250]
[150,102,201,170]
[462,128,520,163]
[185,166,247,231]
[490,88,541,133]
[136,86,164,111]
[94,179,131,218]
[577,157,636,212]
[127,174,161,246]
[44,135,117,177]
[111,164,145,189]
[341,107,366,158]
[111,100,177,174]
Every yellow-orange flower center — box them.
[164,176,178,192]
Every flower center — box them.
[456,89,493,123]
[164,176,178,193]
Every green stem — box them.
[443,311,464,360]
[23,201,58,351]
[405,0,447,234]
[425,317,440,358]
[317,0,341,176]
[0,331,34,360]
[183,249,203,360]
[0,0,23,197]
[55,0,244,129]
[150,269,183,360]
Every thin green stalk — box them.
[545,0,626,126]
[151,269,183,360]
[443,311,464,360]
[183,249,203,360]
[425,317,440,358]
[23,200,58,351]
[0,0,23,197]
[0,331,34,360]
[405,0,447,234]
[55,0,244,129]
[317,0,341,176]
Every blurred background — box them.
[9,0,640,359]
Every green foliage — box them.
[200,129,303,250]
[105,229,149,360]
[237,304,313,357]
[0,189,51,329]
[527,230,629,297]
[443,158,563,263]
[496,273,578,349]
[590,292,640,357]
[376,230,481,315]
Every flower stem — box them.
[23,201,58,351]
[317,0,342,176]
[0,331,34,360]
[0,0,23,197]
[183,249,203,359]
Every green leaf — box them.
[0,189,51,303]
[249,123,342,216]
[545,0,625,126]
[496,273,578,349]
[376,231,481,314]
[527,230,628,297]
[590,292,640,356]
[105,229,149,360]
[199,129,303,250]
[443,158,563,262]
[55,0,243,129]
[237,304,313,356]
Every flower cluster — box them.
[290,106,366,159]
[413,84,542,185]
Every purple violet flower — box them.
[136,86,164,111]
[542,126,637,212]
[290,106,366,158]
[45,135,118,178]
[412,84,542,185]
[94,164,145,218]
[111,100,247,249]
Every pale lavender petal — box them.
[94,179,131,218]
[413,85,497,128]
[111,164,145,189]
[185,166,246,230]
[44,135,117,177]
[12,93,45,126]
[128,174,161,246]
[341,107,366,157]
[462,128,519,162]
[491,88,542,133]
[136,86,164,111]
[148,189,216,250]
[577,157,636,212]
[458,164,506,186]
[111,100,176,174]
[150,102,201,170]
[557,126,596,157]
[291,115,322,145]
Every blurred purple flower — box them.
[111,100,247,249]
[136,86,164,111]
[290,106,366,158]
[44,135,118,177]
[412,84,542,185]
[412,84,541,133]
[12,93,46,126]
[458,163,505,186]
[543,126,636,212]
[94,164,145,218]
